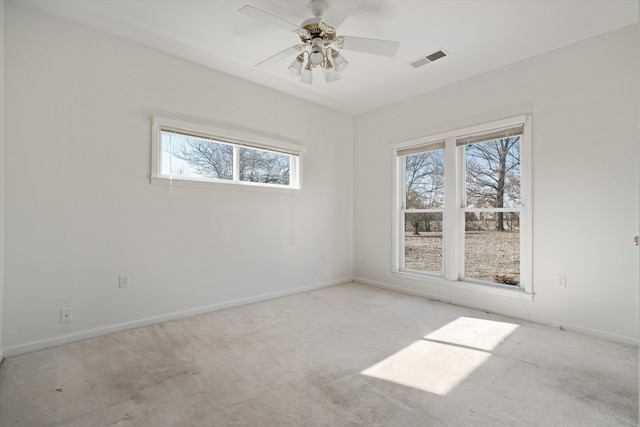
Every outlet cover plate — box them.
[556,274,567,287]
[60,308,72,323]
[119,275,130,288]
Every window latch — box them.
[634,236,639,246]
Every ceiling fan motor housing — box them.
[299,18,336,43]
[308,0,329,18]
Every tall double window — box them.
[393,116,531,293]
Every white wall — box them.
[3,3,353,355]
[354,24,639,343]
[3,3,637,356]
[0,0,6,362]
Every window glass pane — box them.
[161,132,233,180]
[239,147,290,185]
[465,212,520,285]
[465,137,520,208]
[405,148,445,209]
[404,211,443,275]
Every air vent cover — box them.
[410,49,448,68]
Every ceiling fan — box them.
[239,0,399,84]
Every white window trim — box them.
[391,115,533,299]
[150,116,305,192]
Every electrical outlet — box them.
[556,274,567,288]
[60,308,72,323]
[119,275,130,288]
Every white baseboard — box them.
[526,317,640,346]
[355,276,639,346]
[4,278,352,358]
[355,276,442,301]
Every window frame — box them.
[150,116,304,191]
[392,115,533,297]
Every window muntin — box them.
[152,118,302,190]
[394,116,531,293]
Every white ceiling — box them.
[15,0,639,115]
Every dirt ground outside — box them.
[404,231,520,284]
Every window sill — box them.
[150,176,302,194]
[392,270,534,301]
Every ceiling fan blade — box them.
[254,45,300,68]
[322,0,362,30]
[340,35,399,57]
[238,5,300,32]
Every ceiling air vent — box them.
[410,49,448,68]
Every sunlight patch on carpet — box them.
[361,317,519,395]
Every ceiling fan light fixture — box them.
[332,52,348,72]
[301,64,313,84]
[309,46,325,65]
[325,68,341,83]
[323,55,340,83]
[288,54,304,76]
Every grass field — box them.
[404,231,520,284]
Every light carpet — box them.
[0,283,637,426]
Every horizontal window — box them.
[151,117,302,190]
